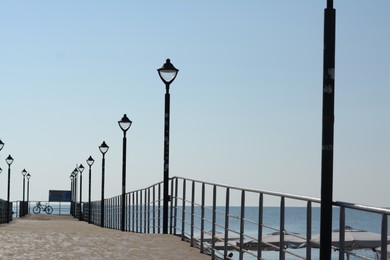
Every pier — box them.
[2,176,390,260]
[0,214,208,260]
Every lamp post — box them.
[99,141,109,227]
[6,155,14,223]
[26,173,31,214]
[70,173,74,216]
[320,1,336,259]
[73,168,78,218]
[118,114,132,231]
[0,139,4,152]
[157,58,179,234]
[78,164,85,220]
[21,169,27,216]
[86,156,95,224]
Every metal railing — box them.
[82,176,389,260]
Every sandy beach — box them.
[0,215,209,260]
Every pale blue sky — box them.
[0,1,389,206]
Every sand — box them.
[0,215,209,260]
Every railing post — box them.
[140,190,143,232]
[153,186,156,234]
[200,182,205,254]
[211,185,217,260]
[258,193,263,259]
[339,206,345,260]
[181,179,186,240]
[190,181,195,247]
[306,201,312,259]
[132,192,135,232]
[144,189,147,233]
[280,197,285,260]
[136,191,139,233]
[158,183,161,233]
[381,213,388,260]
[170,178,174,234]
[174,177,178,235]
[239,190,245,260]
[147,188,151,233]
[224,187,230,259]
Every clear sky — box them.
[0,1,389,207]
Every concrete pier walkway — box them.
[0,215,209,260]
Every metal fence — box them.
[81,177,389,260]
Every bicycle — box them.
[32,202,53,214]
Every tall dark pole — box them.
[163,83,170,234]
[158,59,179,234]
[70,174,74,216]
[87,156,95,224]
[22,169,27,216]
[320,0,336,259]
[6,155,14,223]
[73,168,78,218]
[22,169,27,202]
[101,154,105,227]
[27,173,31,213]
[99,141,109,228]
[78,164,85,220]
[118,114,132,231]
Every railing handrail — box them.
[173,176,322,203]
[334,200,390,215]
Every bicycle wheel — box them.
[32,206,40,214]
[45,206,53,214]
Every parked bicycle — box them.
[32,202,53,214]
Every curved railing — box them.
[75,176,390,260]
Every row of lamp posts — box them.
[0,22,336,254]
[0,140,31,222]
[67,59,178,233]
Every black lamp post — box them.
[99,141,109,227]
[73,168,78,218]
[320,1,336,259]
[6,155,14,223]
[21,169,27,216]
[86,156,95,224]
[70,173,74,216]
[118,114,132,231]
[78,164,85,220]
[157,58,179,234]
[26,173,31,214]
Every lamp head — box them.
[78,164,85,173]
[157,59,179,85]
[87,156,95,166]
[99,141,109,155]
[0,139,4,151]
[27,173,31,179]
[6,155,14,166]
[22,169,27,176]
[118,114,132,132]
